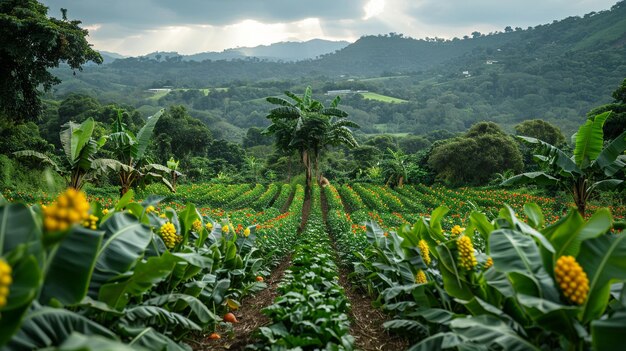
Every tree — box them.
[398,135,431,154]
[264,87,359,187]
[587,78,626,141]
[514,119,566,147]
[243,127,272,148]
[0,1,102,121]
[14,118,108,189]
[152,105,213,164]
[428,122,523,186]
[503,112,626,216]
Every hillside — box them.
[137,39,351,63]
[48,1,626,139]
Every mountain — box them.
[138,39,351,63]
[50,1,626,139]
[98,51,127,64]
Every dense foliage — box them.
[0,0,101,121]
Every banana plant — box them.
[14,118,108,190]
[503,111,626,216]
[167,157,182,191]
[101,109,174,195]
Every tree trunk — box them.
[573,178,586,217]
[302,149,312,188]
[171,172,177,192]
[398,176,404,188]
[314,151,321,185]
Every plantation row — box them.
[0,182,625,350]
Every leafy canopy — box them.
[0,0,102,121]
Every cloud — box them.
[40,0,618,55]
[42,0,368,27]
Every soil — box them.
[320,188,410,351]
[280,186,295,213]
[189,256,292,350]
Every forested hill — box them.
[49,1,626,139]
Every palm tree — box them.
[14,118,108,190]
[264,87,359,187]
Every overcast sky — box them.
[41,0,618,56]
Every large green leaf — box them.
[436,244,473,300]
[123,326,188,351]
[595,130,626,176]
[177,203,200,244]
[516,294,579,340]
[450,315,540,351]
[574,111,610,169]
[134,109,163,162]
[429,206,449,235]
[266,96,294,107]
[12,150,62,173]
[89,213,153,298]
[0,254,41,346]
[60,121,79,164]
[70,118,96,164]
[120,306,201,331]
[408,332,464,351]
[489,229,559,302]
[502,172,559,187]
[468,211,494,251]
[591,310,626,351]
[7,306,116,350]
[143,293,217,325]
[545,208,612,261]
[516,136,581,175]
[578,233,626,324]
[40,227,104,305]
[0,203,41,255]
[99,252,179,309]
[57,333,138,351]
[523,203,544,229]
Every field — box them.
[359,91,408,103]
[1,182,624,350]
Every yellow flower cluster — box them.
[102,209,109,215]
[415,270,427,284]
[484,257,494,270]
[243,228,251,237]
[43,188,90,232]
[82,215,99,230]
[192,219,202,232]
[159,213,167,219]
[0,259,12,307]
[159,222,181,249]
[451,225,465,237]
[418,240,431,265]
[555,256,589,305]
[457,236,477,270]
[222,224,230,233]
[145,205,156,214]
[205,222,213,231]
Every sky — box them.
[41,0,618,56]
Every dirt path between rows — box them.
[320,187,409,351]
[190,255,292,350]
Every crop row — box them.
[250,183,280,211]
[0,186,300,349]
[250,186,354,350]
[331,184,626,350]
